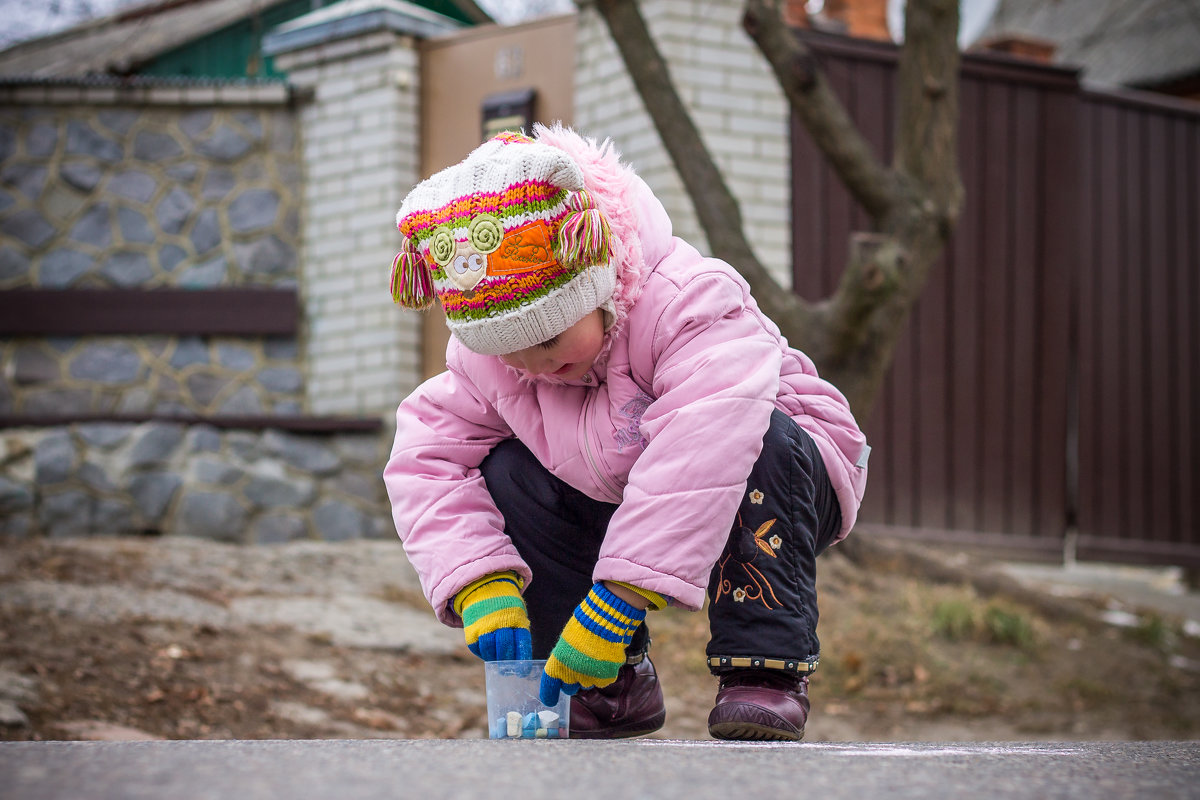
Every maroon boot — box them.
[707,669,810,741]
[569,656,666,739]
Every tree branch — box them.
[894,0,964,228]
[590,0,809,331]
[743,0,898,222]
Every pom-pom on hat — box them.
[391,131,616,356]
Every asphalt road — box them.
[2,739,1198,800]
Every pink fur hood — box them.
[532,123,663,335]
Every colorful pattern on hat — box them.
[391,134,615,356]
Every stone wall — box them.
[574,0,792,287]
[0,85,306,416]
[0,421,390,541]
[0,80,393,542]
[2,335,304,418]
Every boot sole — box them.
[708,720,803,742]
[569,710,666,740]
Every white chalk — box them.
[537,710,560,727]
[506,711,521,738]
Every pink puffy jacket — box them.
[384,126,868,626]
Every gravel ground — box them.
[1,535,1197,743]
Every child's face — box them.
[499,309,605,381]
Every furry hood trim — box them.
[533,123,665,332]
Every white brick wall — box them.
[281,35,424,417]
[575,0,792,287]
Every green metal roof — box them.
[139,0,483,79]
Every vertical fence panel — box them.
[948,75,986,533]
[1008,85,1041,537]
[1087,101,1125,542]
[1123,110,1149,542]
[821,56,856,296]
[913,239,950,528]
[1176,117,1199,542]
[978,80,1015,535]
[1144,114,1174,546]
[791,112,827,299]
[1189,115,1200,546]
[1073,90,1095,536]
[887,279,917,527]
[1034,87,1076,541]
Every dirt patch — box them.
[0,537,1197,742]
[0,607,483,740]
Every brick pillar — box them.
[267,7,461,416]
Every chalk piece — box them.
[506,711,521,738]
[536,728,548,738]
[537,710,560,727]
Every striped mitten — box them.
[453,571,532,662]
[539,583,647,706]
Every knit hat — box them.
[391,131,616,356]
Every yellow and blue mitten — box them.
[453,571,532,661]
[539,582,649,706]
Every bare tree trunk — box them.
[589,0,964,422]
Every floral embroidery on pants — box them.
[713,511,782,609]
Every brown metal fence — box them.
[790,33,1200,566]
[1076,87,1200,564]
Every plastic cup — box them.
[484,659,570,739]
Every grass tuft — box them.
[932,598,978,642]
[931,597,1036,650]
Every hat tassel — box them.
[557,190,611,267]
[390,242,435,310]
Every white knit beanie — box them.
[390,132,616,356]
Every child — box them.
[384,125,868,741]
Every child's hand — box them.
[539,582,646,706]
[453,572,533,661]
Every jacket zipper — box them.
[581,387,623,501]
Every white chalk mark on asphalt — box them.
[633,740,1082,757]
